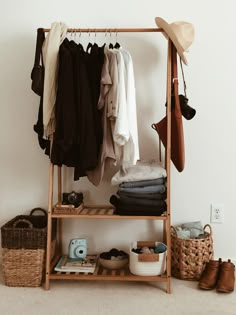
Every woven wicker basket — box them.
[2,248,45,287]
[171,224,213,280]
[1,208,48,249]
[1,208,57,287]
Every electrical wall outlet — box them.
[210,203,224,223]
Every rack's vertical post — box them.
[165,38,172,294]
[58,166,62,203]
[45,151,54,290]
[57,166,63,255]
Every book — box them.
[54,255,98,273]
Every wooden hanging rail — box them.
[42,27,163,33]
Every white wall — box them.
[1,0,236,259]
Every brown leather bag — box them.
[152,44,185,172]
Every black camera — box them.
[62,191,83,208]
[165,94,196,120]
[178,95,196,120]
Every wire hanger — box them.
[93,30,98,48]
[86,29,93,52]
[109,31,113,49]
[114,32,120,49]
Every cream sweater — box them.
[42,22,67,137]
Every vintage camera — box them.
[178,95,196,120]
[69,238,87,259]
[62,191,83,208]
[165,94,196,120]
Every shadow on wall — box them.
[0,34,50,214]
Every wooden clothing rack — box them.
[42,27,163,33]
[44,26,173,293]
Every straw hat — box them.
[155,17,194,65]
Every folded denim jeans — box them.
[114,209,165,216]
[110,195,167,215]
[119,184,166,194]
[118,191,167,200]
[119,177,166,188]
[119,195,166,206]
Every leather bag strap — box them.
[179,58,187,97]
[172,44,182,118]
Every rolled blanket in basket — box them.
[176,221,204,239]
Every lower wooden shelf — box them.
[48,256,169,283]
[46,204,170,292]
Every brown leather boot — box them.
[198,258,222,290]
[216,259,235,293]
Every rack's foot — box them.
[166,277,171,293]
[44,275,50,290]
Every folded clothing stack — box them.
[110,178,167,216]
[110,160,167,216]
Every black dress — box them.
[51,39,105,180]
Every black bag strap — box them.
[32,28,45,71]
[172,45,182,118]
[179,56,196,120]
[179,57,187,98]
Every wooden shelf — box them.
[51,205,167,220]
[49,256,168,282]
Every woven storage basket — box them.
[1,208,56,249]
[171,224,213,280]
[1,208,48,249]
[1,208,56,287]
[129,241,167,276]
[2,248,45,287]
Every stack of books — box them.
[54,255,98,273]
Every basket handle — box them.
[203,224,212,236]
[12,219,33,229]
[138,253,159,262]
[30,207,47,216]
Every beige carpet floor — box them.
[0,270,235,315]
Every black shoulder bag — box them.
[31,28,45,96]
